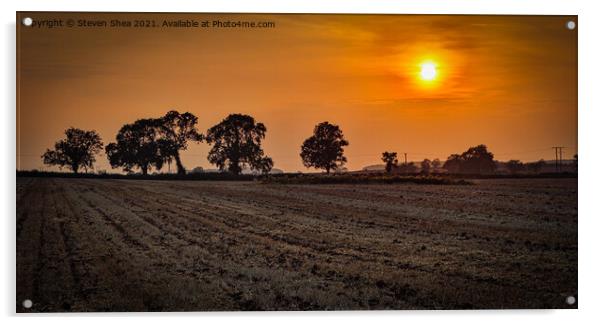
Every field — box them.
[16,177,577,311]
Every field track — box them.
[16,177,577,311]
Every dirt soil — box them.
[16,177,577,311]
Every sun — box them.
[419,61,438,81]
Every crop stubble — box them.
[16,177,577,311]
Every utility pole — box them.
[404,153,408,165]
[552,146,565,172]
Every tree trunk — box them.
[174,151,186,175]
[141,165,148,176]
[71,164,79,174]
[229,157,241,175]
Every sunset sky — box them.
[17,13,577,173]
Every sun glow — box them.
[419,61,438,81]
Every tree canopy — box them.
[506,160,524,174]
[157,110,203,174]
[105,119,167,175]
[381,151,398,173]
[431,158,442,171]
[443,145,496,174]
[300,122,349,174]
[42,128,103,173]
[205,114,273,175]
[421,159,432,174]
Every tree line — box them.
[380,146,577,175]
[42,110,350,175]
[380,145,497,175]
[42,110,572,176]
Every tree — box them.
[300,122,349,174]
[444,145,496,174]
[443,154,462,174]
[399,162,418,174]
[190,166,205,174]
[421,159,432,174]
[253,157,274,176]
[42,128,103,173]
[573,154,578,172]
[506,160,524,174]
[157,110,203,175]
[525,159,546,174]
[431,158,441,172]
[206,114,273,175]
[105,119,166,175]
[459,145,496,174]
[443,144,496,174]
[381,152,398,173]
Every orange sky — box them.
[17,13,577,173]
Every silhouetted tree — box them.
[573,154,578,172]
[431,158,441,172]
[206,114,273,175]
[105,119,165,175]
[42,128,103,173]
[506,160,524,174]
[254,157,274,176]
[381,152,398,173]
[190,166,204,174]
[459,145,496,174]
[526,159,546,174]
[157,110,203,175]
[443,154,462,174]
[421,159,432,174]
[399,162,418,174]
[300,122,349,174]
[444,145,496,174]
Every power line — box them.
[552,146,565,172]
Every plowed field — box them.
[16,177,577,311]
